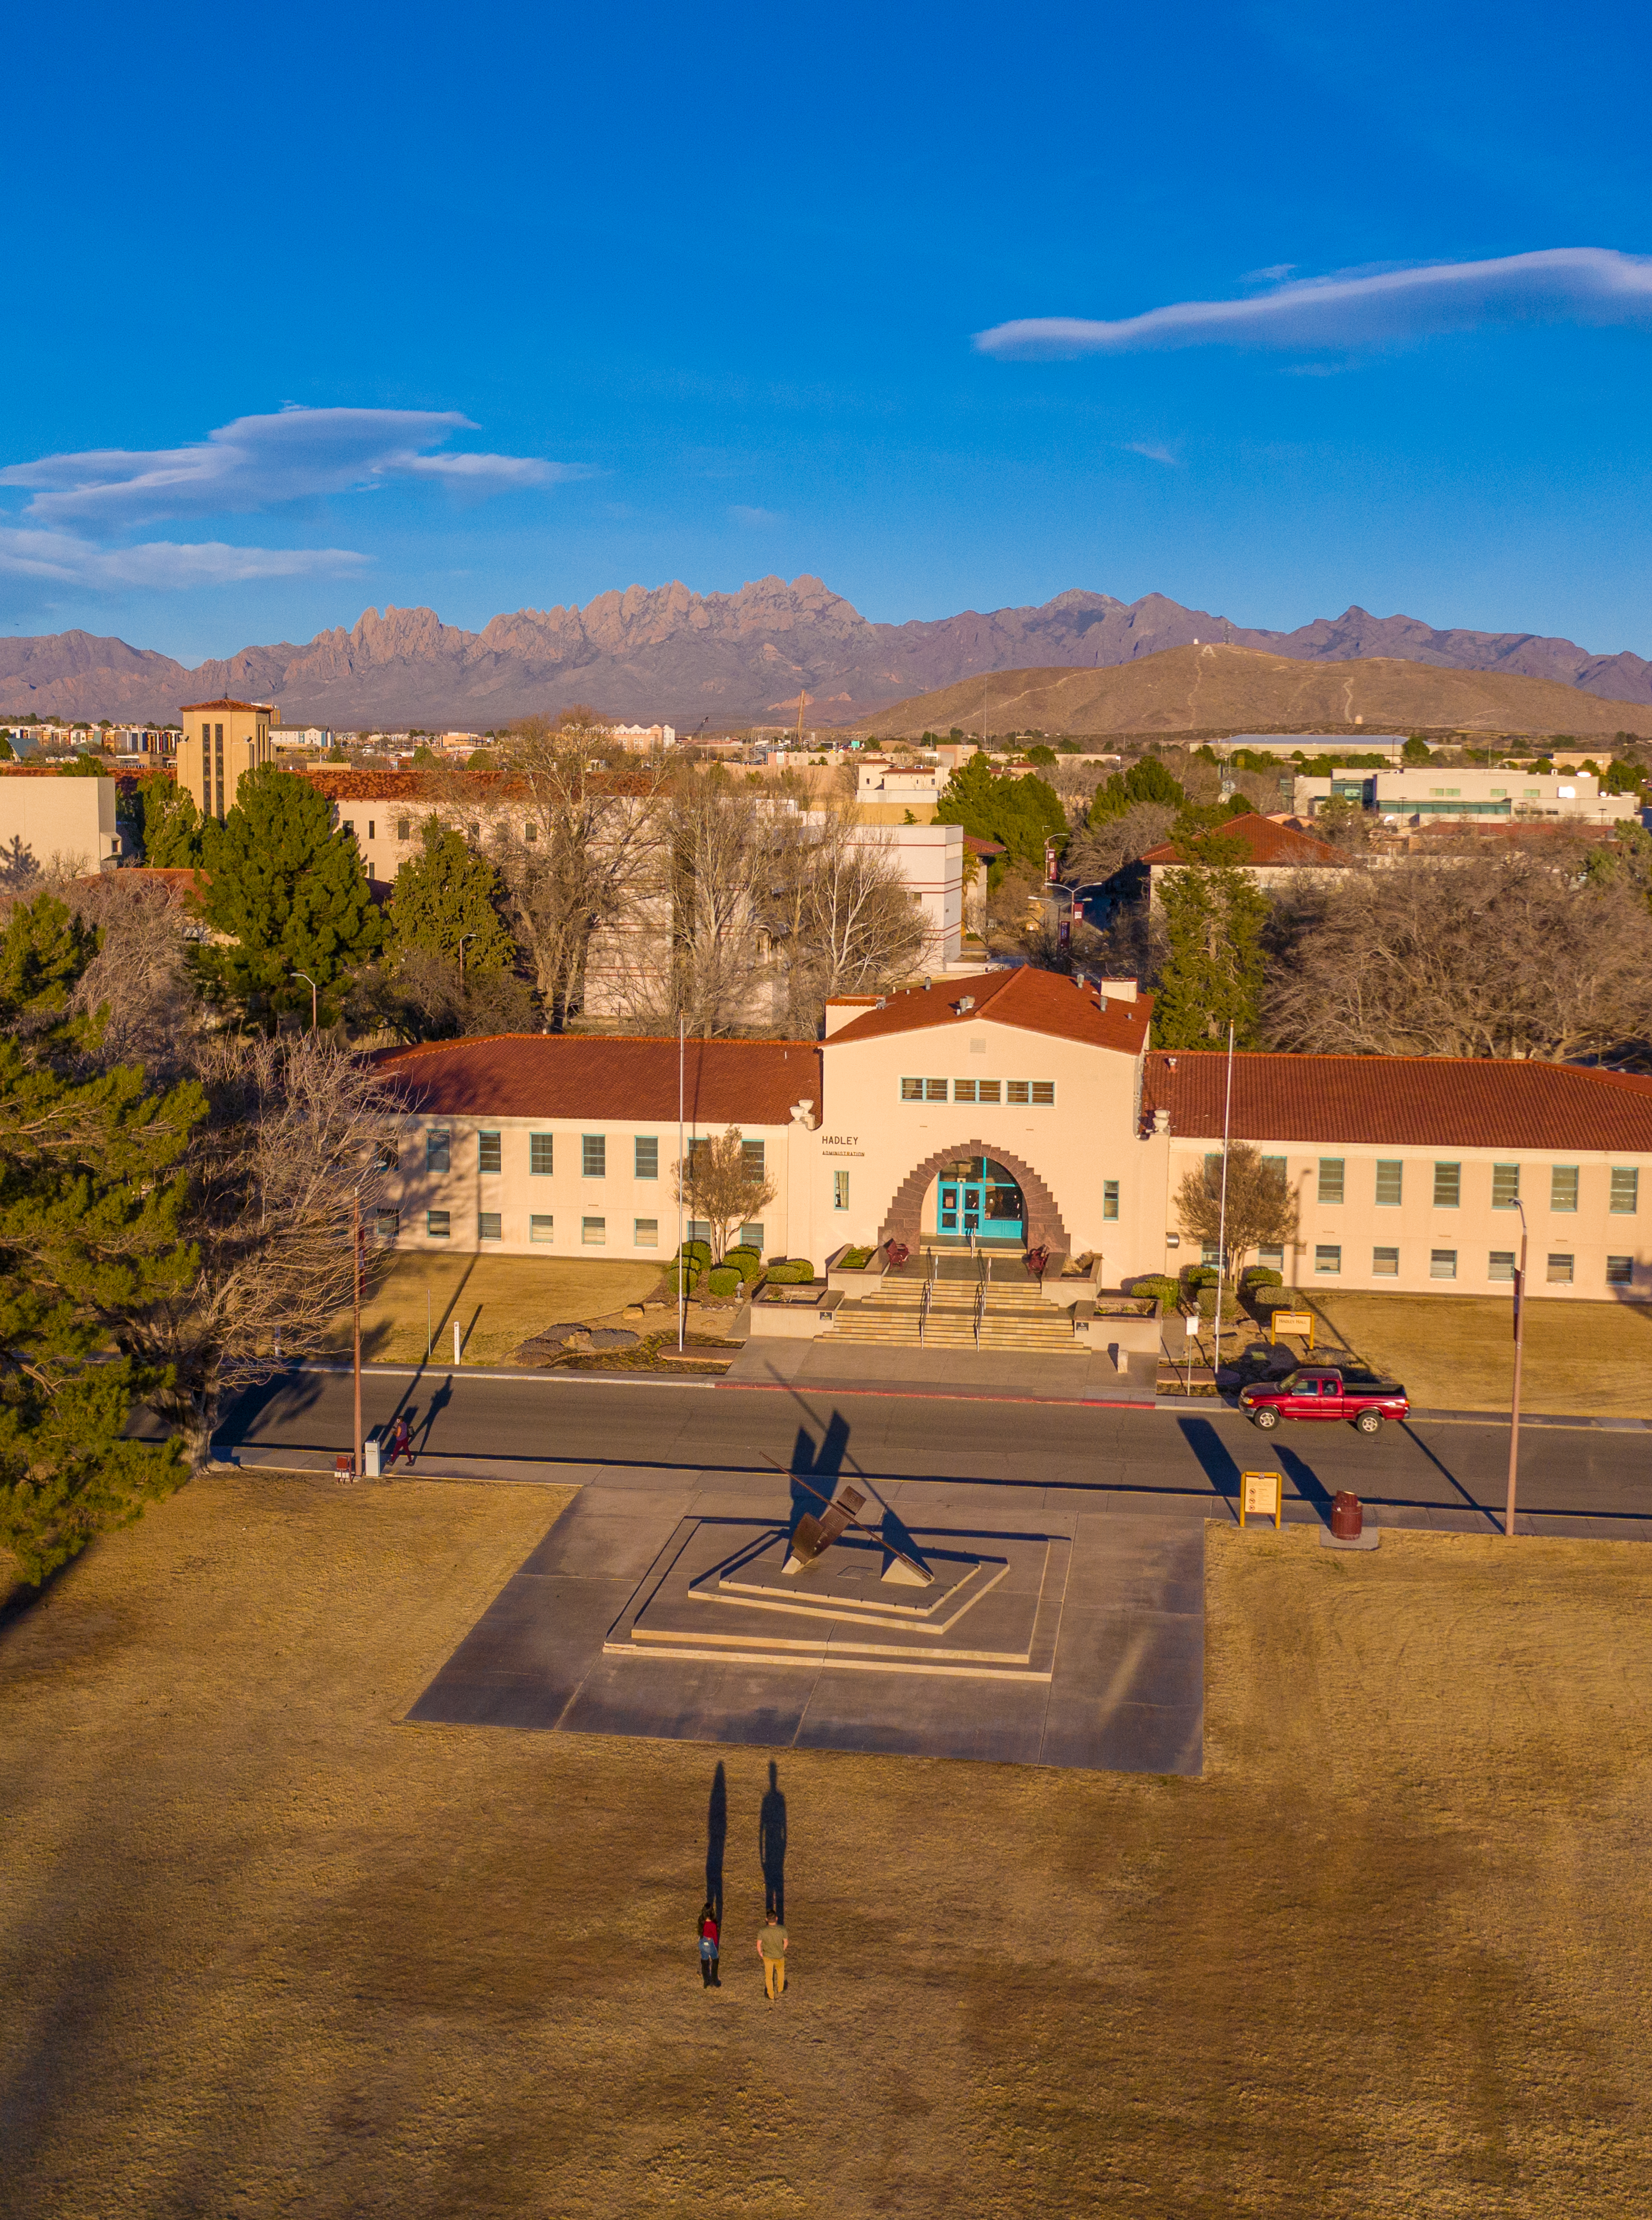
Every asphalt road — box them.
[211,1363,1652,1530]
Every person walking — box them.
[756,1910,787,2003]
[698,1902,721,1989]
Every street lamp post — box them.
[352,1187,365,1482]
[1505,1198,1529,1537]
[294,970,319,1030]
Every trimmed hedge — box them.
[1249,1286,1298,1318]
[722,1245,761,1279]
[662,1264,698,1298]
[1196,1287,1243,1321]
[764,1257,815,1285]
[1241,1265,1284,1291]
[1181,1264,1221,1291]
[1125,1274,1179,1314]
[677,1239,712,1271]
[706,1266,740,1298]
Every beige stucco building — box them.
[371,965,1652,1307]
[177,698,276,821]
[0,766,124,873]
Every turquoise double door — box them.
[937,1157,1025,1241]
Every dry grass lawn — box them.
[324,1251,666,1365]
[3,1477,1650,2217]
[1300,1290,1652,1416]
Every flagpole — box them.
[678,1012,686,1355]
[1214,1019,1235,1386]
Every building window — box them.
[635,1136,658,1179]
[1315,1244,1341,1275]
[1430,1248,1457,1280]
[901,1079,923,1100]
[741,1222,765,1251]
[1375,1161,1403,1208]
[635,1218,658,1246]
[368,820,375,841]
[1488,1250,1516,1282]
[479,1212,502,1242]
[924,1078,946,1102]
[529,1133,554,1176]
[1547,1253,1574,1284]
[427,1210,451,1239]
[582,1135,606,1178]
[741,1140,765,1177]
[375,1209,400,1240]
[954,1080,977,1103]
[1606,1254,1634,1286]
[530,1214,554,1242]
[1103,1180,1119,1221]
[688,1219,711,1243]
[1373,1246,1399,1276]
[1492,1164,1520,1209]
[977,1080,1000,1103]
[478,1130,501,1174]
[1550,1165,1578,1213]
[343,819,354,836]
[582,1216,605,1244]
[1611,1168,1639,1214]
[1031,1081,1055,1105]
[1318,1159,1345,1205]
[525,821,538,840]
[833,1171,850,1211]
[901,1078,947,1102]
[426,1128,451,1174]
[1434,1162,1461,1209]
[1260,1156,1285,1182]
[1259,1245,1284,1272]
[397,817,410,839]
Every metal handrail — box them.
[918,1276,934,1342]
[973,1249,989,1343]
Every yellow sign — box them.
[1268,1309,1315,1350]
[1240,1471,1283,1529]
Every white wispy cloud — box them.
[1120,440,1178,465]
[0,408,578,528]
[0,528,367,590]
[974,246,1652,358]
[729,504,784,526]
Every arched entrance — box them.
[936,1156,1025,1242]
[880,1137,1071,1255]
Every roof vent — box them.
[953,995,976,1014]
[1152,1108,1172,1134]
[875,996,887,1009]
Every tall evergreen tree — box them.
[935,755,1068,875]
[386,816,517,973]
[1152,834,1271,1049]
[199,763,381,1019]
[0,894,204,1584]
[134,769,204,867]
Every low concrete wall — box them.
[748,1287,841,1339]
[826,1242,887,1295]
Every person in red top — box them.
[698,1902,721,1988]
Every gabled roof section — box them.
[1143,1050,1652,1152]
[825,966,1152,1056]
[178,697,273,713]
[1139,812,1349,869]
[372,1033,823,1125]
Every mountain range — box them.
[3,576,1650,729]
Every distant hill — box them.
[2,577,1650,728]
[853,644,1652,741]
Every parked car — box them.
[1238,1364,1409,1435]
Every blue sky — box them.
[4,0,1650,661]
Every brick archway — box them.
[879,1138,1071,1254]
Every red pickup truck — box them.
[1238,1364,1409,1435]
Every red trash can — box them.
[1331,1490,1363,1539]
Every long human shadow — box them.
[705,1760,726,1925]
[759,1759,786,1923]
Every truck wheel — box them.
[1252,1407,1280,1431]
[1355,1410,1383,1435]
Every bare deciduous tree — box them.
[1175,1143,1301,1280]
[674,1126,779,1263]
[1061,802,1177,887]
[62,871,201,1073]
[1265,846,1652,1064]
[114,1033,396,1470]
[770,816,929,1034]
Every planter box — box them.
[749,1285,840,1339]
[827,1241,888,1294]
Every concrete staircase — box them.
[826,1250,1084,1355]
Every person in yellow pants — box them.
[757,1911,788,2001]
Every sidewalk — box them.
[720,1337,1154,1405]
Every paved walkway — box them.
[723,1336,1152,1403]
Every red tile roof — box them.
[1139,812,1349,869]
[1143,1051,1652,1152]
[372,1034,823,1125]
[825,965,1153,1056]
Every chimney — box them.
[1152,1108,1172,1135]
[1100,976,1138,1003]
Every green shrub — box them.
[1125,1273,1179,1313]
[1182,1264,1220,1291]
[706,1265,739,1298]
[677,1239,711,1271]
[662,1263,698,1297]
[1241,1265,1284,1290]
[764,1257,815,1285]
[1196,1286,1242,1320]
[1249,1286,1297,1318]
[722,1245,761,1279]
[838,1246,873,1269]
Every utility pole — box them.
[295,969,319,1030]
[678,1012,687,1356]
[1214,1020,1235,1386]
[352,1188,364,1481]
[1505,1199,1529,1537]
